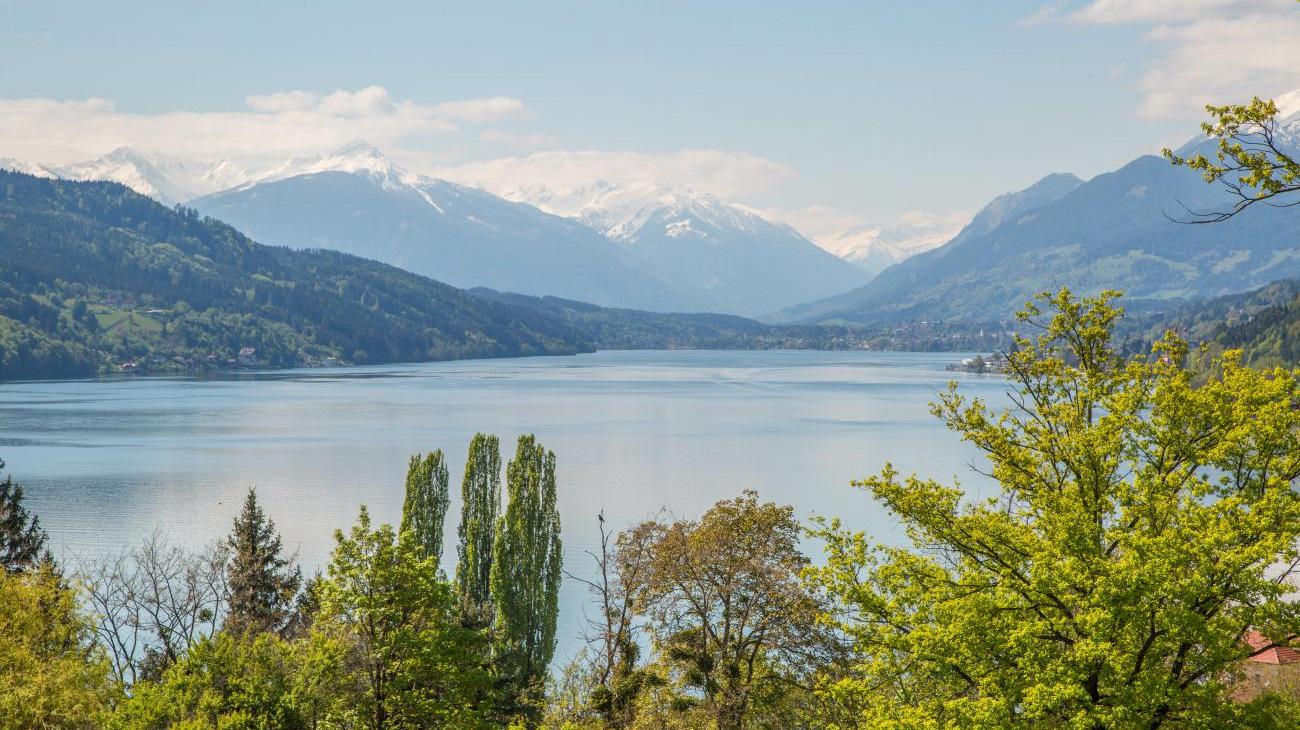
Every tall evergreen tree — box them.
[455,434,501,623]
[400,450,451,565]
[491,434,563,717]
[0,457,48,574]
[224,488,302,637]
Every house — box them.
[1232,630,1300,702]
[237,347,258,366]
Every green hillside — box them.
[0,170,591,380]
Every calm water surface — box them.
[0,349,1004,659]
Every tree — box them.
[456,433,501,624]
[224,487,302,637]
[807,289,1300,728]
[492,434,564,720]
[0,457,48,573]
[566,512,654,729]
[626,491,835,730]
[1164,96,1300,222]
[106,632,305,730]
[401,450,451,566]
[320,506,491,729]
[0,566,118,728]
[80,533,230,685]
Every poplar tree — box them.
[0,457,48,574]
[400,450,451,565]
[491,435,563,718]
[455,433,501,623]
[224,488,301,637]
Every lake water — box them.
[0,349,1004,660]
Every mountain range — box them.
[496,180,868,314]
[2,142,869,316]
[5,88,1299,329]
[772,98,1300,325]
[0,169,595,379]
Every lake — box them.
[0,349,1004,660]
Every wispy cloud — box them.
[1025,0,1300,117]
[434,149,799,201]
[0,86,529,166]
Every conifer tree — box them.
[400,450,451,564]
[491,434,563,717]
[224,488,301,637]
[0,457,48,574]
[456,434,501,623]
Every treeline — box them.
[471,289,1015,353]
[0,433,562,728]
[5,290,1300,728]
[0,170,590,380]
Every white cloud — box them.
[1027,0,1300,118]
[479,128,555,148]
[433,149,799,201]
[0,86,529,166]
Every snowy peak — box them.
[1,147,252,205]
[816,211,970,276]
[248,138,408,190]
[500,180,791,246]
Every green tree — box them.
[492,434,563,720]
[807,289,1300,728]
[621,492,834,730]
[320,506,491,729]
[0,457,48,573]
[1164,96,1300,222]
[0,566,118,728]
[107,632,305,730]
[401,450,451,565]
[225,488,302,637]
[456,433,501,624]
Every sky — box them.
[2,0,1299,239]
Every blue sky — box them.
[2,0,1298,236]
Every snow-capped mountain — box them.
[498,181,869,315]
[814,212,970,276]
[2,141,866,314]
[0,148,253,206]
[236,139,407,191]
[189,143,701,311]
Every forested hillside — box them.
[1160,278,1300,368]
[0,171,591,380]
[470,289,1014,352]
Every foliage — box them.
[492,435,564,719]
[0,456,49,573]
[0,566,117,729]
[401,450,452,565]
[806,288,1300,728]
[0,170,591,380]
[457,433,502,625]
[106,632,305,730]
[625,491,835,730]
[1165,96,1300,222]
[224,488,302,638]
[320,506,492,729]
